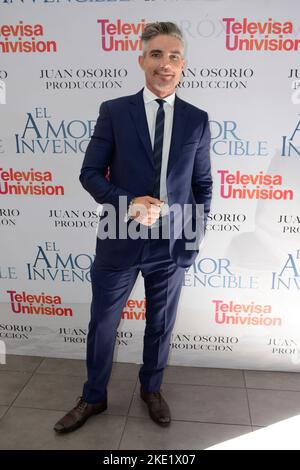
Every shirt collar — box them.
[143,85,175,107]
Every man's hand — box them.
[129,196,164,226]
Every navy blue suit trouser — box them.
[82,232,185,404]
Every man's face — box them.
[138,34,185,98]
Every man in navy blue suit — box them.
[54,21,212,433]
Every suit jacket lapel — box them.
[167,95,187,178]
[129,89,154,167]
[129,90,188,175]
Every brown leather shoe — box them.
[140,387,171,427]
[54,397,107,434]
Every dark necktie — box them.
[152,99,165,199]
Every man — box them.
[54,21,212,433]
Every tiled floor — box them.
[1,355,300,449]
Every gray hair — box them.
[141,22,184,55]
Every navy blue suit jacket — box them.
[80,89,212,268]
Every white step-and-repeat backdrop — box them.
[1,0,300,371]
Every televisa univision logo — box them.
[212,300,281,327]
[7,290,73,318]
[0,168,64,196]
[223,17,300,52]
[97,19,146,51]
[217,170,293,200]
[0,21,57,53]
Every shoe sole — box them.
[54,405,107,434]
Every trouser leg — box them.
[82,261,139,403]
[139,238,185,391]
